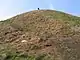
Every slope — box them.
[0,10,80,60]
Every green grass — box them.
[0,52,53,60]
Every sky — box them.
[0,0,80,20]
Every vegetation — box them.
[0,10,80,60]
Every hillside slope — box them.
[0,10,80,60]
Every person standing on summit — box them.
[38,8,40,10]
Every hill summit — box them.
[0,10,80,60]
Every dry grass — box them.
[0,10,80,60]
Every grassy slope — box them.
[0,10,80,60]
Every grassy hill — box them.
[0,10,80,60]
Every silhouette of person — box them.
[38,8,40,10]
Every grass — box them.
[0,52,53,60]
[0,10,80,60]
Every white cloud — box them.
[0,15,13,21]
[49,3,54,9]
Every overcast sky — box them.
[0,0,80,20]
